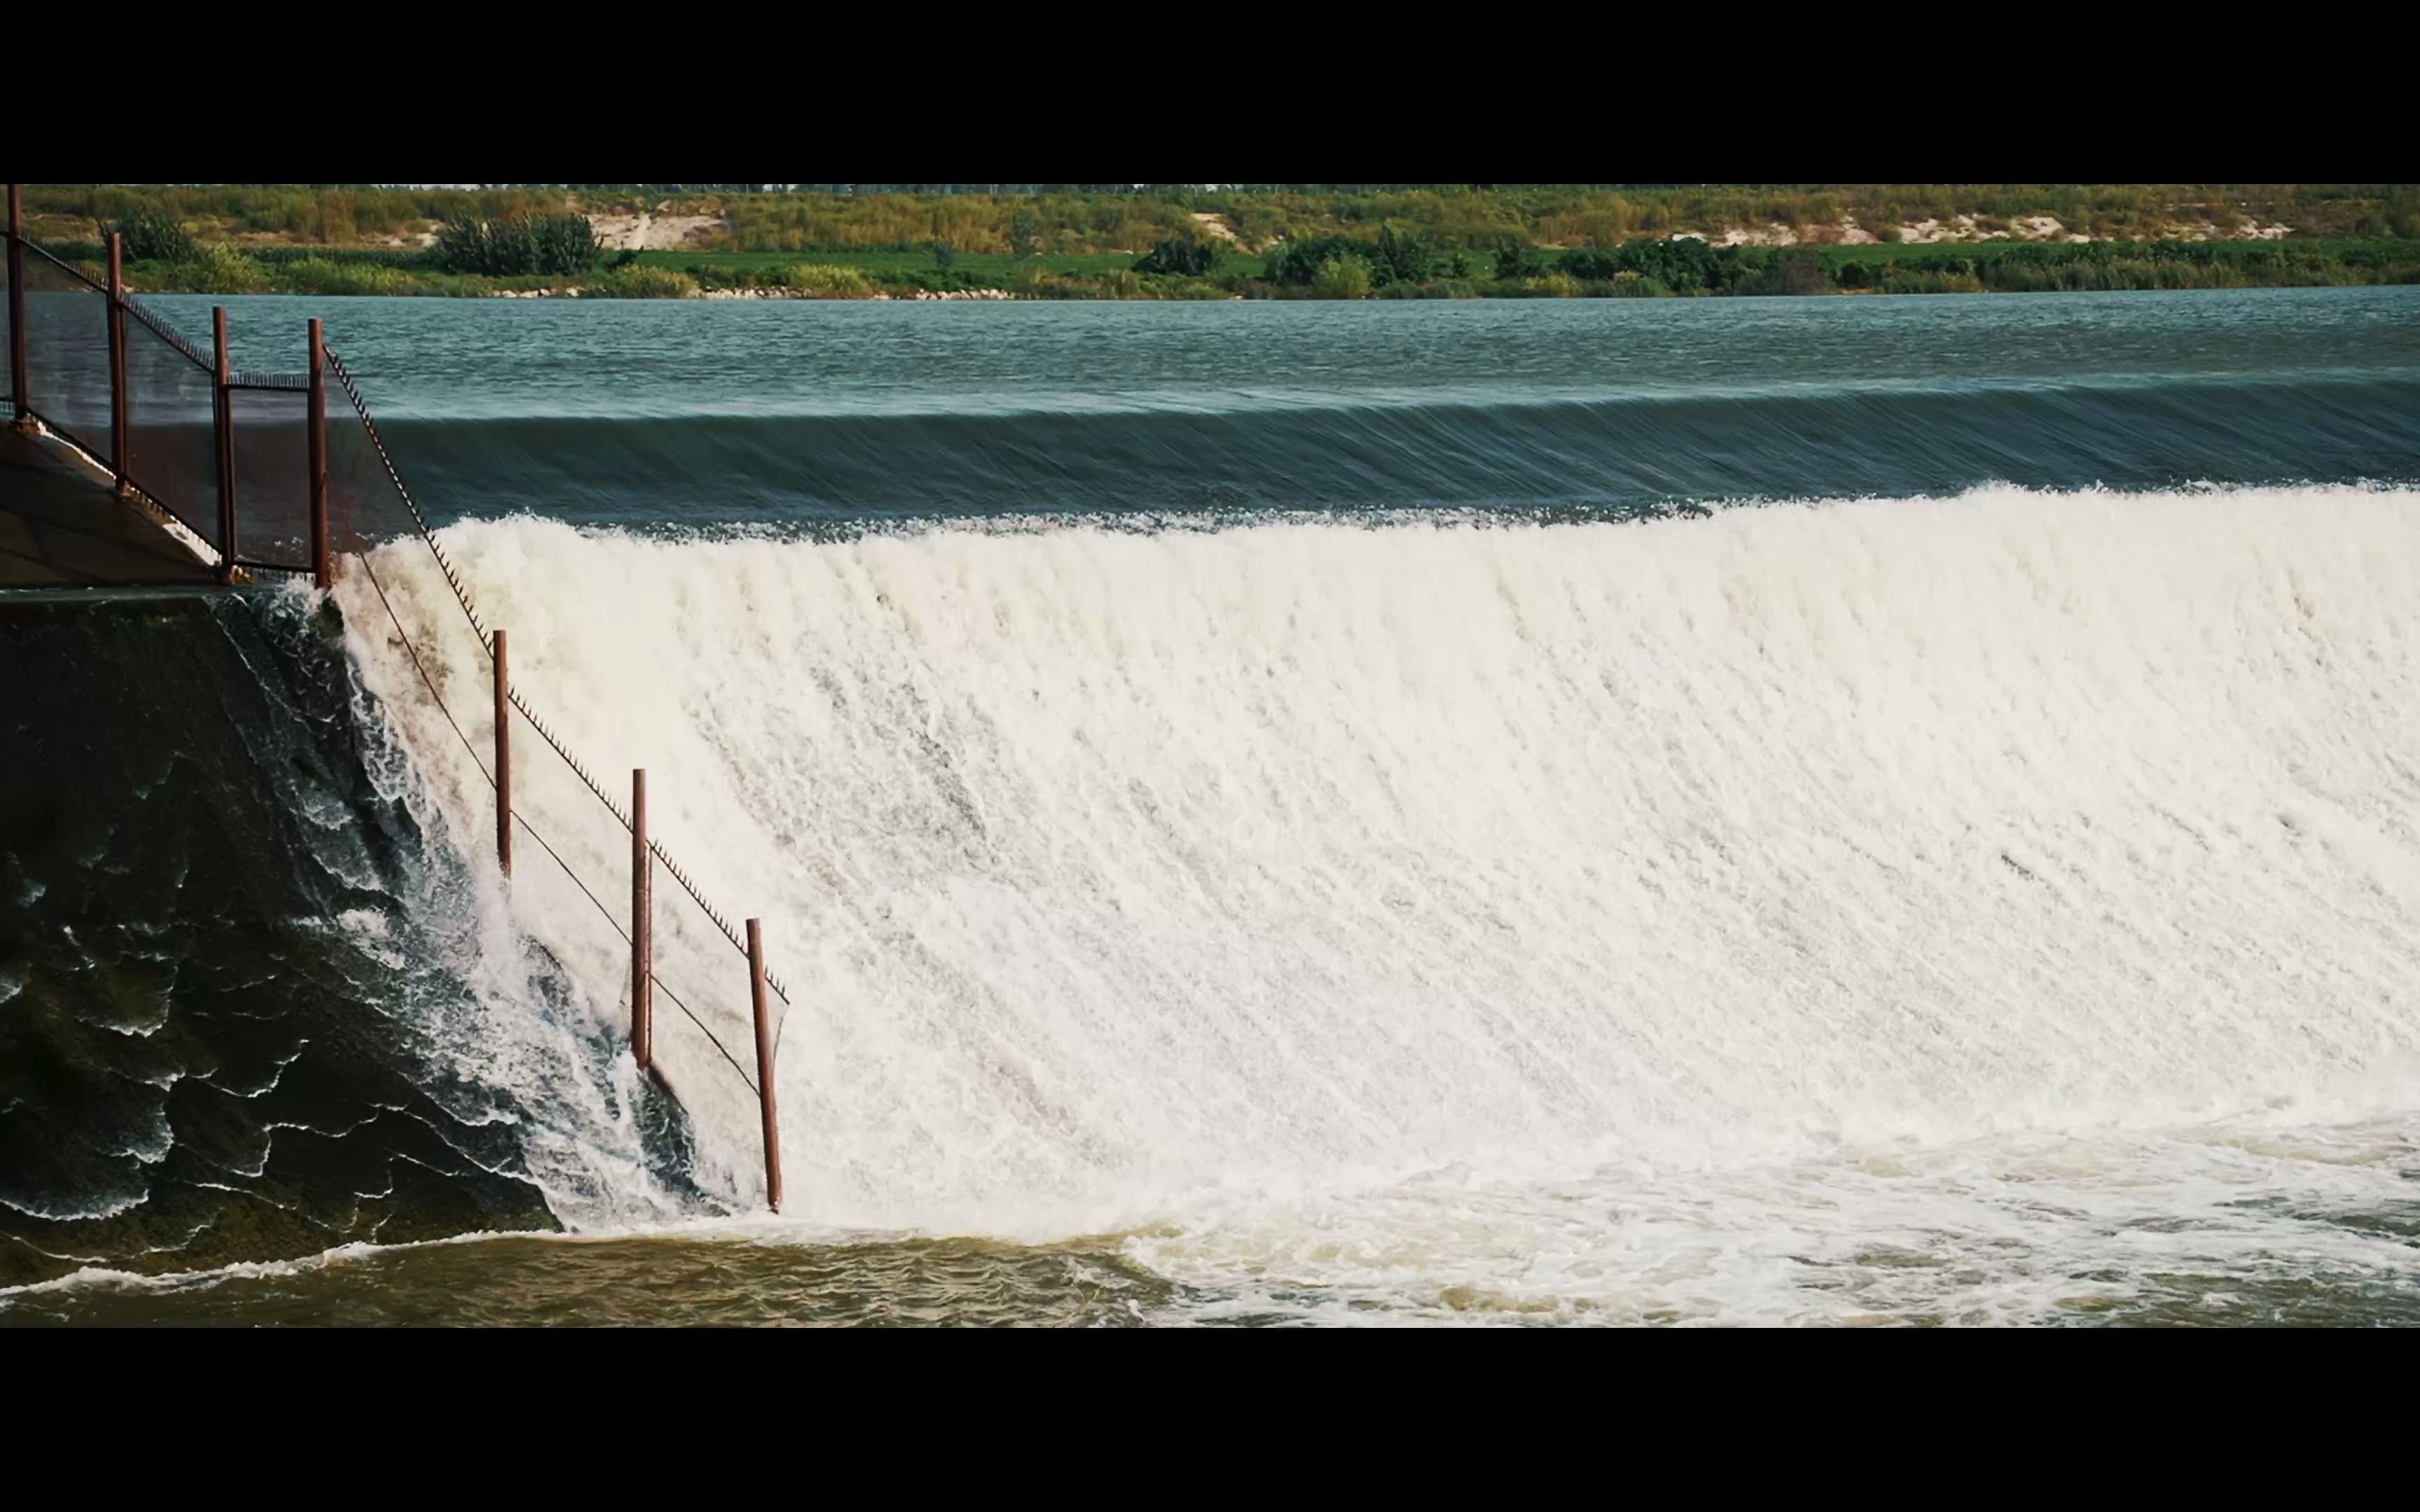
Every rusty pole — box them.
[7,186,26,425]
[212,307,237,580]
[106,232,127,486]
[491,630,513,876]
[748,918,784,1213]
[632,769,653,1068]
[306,317,329,588]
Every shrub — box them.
[278,258,418,296]
[1024,273,1099,300]
[1607,237,1748,294]
[106,206,195,263]
[1266,225,1431,286]
[1876,268,1986,295]
[173,244,274,294]
[1523,272,1585,298]
[1496,244,1544,280]
[1371,223,1433,284]
[1559,239,1748,291]
[587,266,698,299]
[1134,238,1222,276]
[528,215,600,274]
[243,246,434,270]
[1744,248,1835,296]
[898,266,981,293]
[1557,248,1623,281]
[1314,253,1373,297]
[686,262,758,290]
[1010,212,1043,258]
[433,213,601,276]
[1267,235,1379,286]
[931,239,957,269]
[781,263,876,297]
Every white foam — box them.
[335,486,2420,1312]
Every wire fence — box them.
[120,303,220,550]
[6,210,792,1200]
[15,240,116,468]
[4,226,323,578]
[325,340,793,1164]
[323,349,792,988]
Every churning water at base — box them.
[10,292,2419,1324]
[169,483,2396,1326]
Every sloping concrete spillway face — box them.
[0,591,559,1285]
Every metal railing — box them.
[6,186,326,582]
[4,184,793,1212]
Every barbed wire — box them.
[353,547,764,1097]
[324,344,794,1019]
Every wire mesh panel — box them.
[2,239,14,408]
[228,386,314,573]
[19,248,113,465]
[121,305,222,552]
[328,388,416,554]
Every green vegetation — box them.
[22,184,579,245]
[103,206,195,263]
[586,265,699,299]
[1133,239,1223,277]
[1265,225,1437,288]
[29,184,2413,302]
[432,213,605,276]
[92,233,2420,302]
[27,184,2420,262]
[1314,254,1375,298]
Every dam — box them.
[6,186,2418,1324]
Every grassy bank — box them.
[23,183,2420,255]
[28,183,2417,302]
[80,235,2420,302]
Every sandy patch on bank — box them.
[1190,213,1240,243]
[1709,224,1798,246]
[591,211,728,251]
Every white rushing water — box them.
[335,486,2420,1322]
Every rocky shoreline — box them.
[489,286,1018,301]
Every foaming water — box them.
[298,484,2420,1320]
[6,1116,2411,1325]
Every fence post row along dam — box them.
[1,186,789,1285]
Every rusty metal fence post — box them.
[306,318,329,587]
[6,185,26,425]
[492,630,513,876]
[748,918,783,1212]
[632,769,653,1068]
[106,232,127,486]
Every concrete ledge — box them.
[0,423,220,588]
